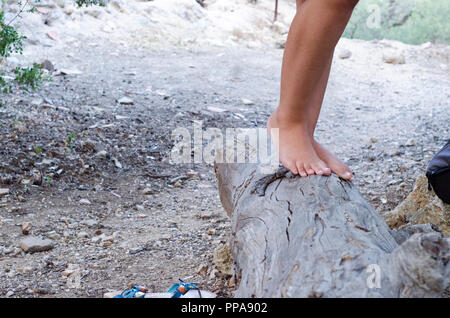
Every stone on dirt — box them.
[40,60,55,72]
[79,199,91,205]
[338,48,352,59]
[197,264,208,275]
[58,68,83,75]
[142,188,153,195]
[382,50,406,64]
[0,188,9,196]
[21,222,32,235]
[77,231,89,239]
[118,97,134,105]
[213,243,233,275]
[46,30,58,40]
[242,98,254,105]
[19,237,54,253]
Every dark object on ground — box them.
[427,140,450,203]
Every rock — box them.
[30,98,44,107]
[405,138,415,147]
[82,219,99,228]
[102,23,115,33]
[34,283,51,295]
[197,264,208,276]
[113,157,122,168]
[384,175,450,236]
[118,97,134,105]
[77,185,89,191]
[382,50,405,64]
[91,236,102,243]
[209,269,219,279]
[102,235,114,243]
[160,234,171,241]
[46,30,58,40]
[420,42,432,49]
[85,8,103,19]
[213,243,233,275]
[142,188,153,195]
[242,98,254,105]
[199,210,218,219]
[64,7,74,15]
[276,40,286,49]
[186,170,198,178]
[21,222,32,235]
[155,90,169,98]
[110,0,124,11]
[57,68,83,76]
[19,237,54,253]
[207,106,226,113]
[62,269,76,277]
[0,188,9,196]
[46,231,59,240]
[338,48,352,59]
[95,150,108,158]
[77,231,89,239]
[5,291,14,298]
[79,199,91,205]
[40,60,55,72]
[207,229,216,235]
[78,139,96,152]
[17,266,33,274]
[44,9,63,26]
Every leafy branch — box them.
[0,0,106,96]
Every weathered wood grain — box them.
[215,163,449,298]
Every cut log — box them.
[214,164,450,298]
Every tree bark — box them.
[214,164,450,298]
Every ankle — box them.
[272,107,308,125]
[270,108,314,137]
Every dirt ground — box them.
[0,23,449,297]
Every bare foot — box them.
[313,140,353,181]
[267,109,331,177]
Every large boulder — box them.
[384,175,450,236]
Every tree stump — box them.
[214,163,450,298]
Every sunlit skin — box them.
[267,0,359,180]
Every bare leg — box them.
[308,53,354,180]
[267,0,358,179]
